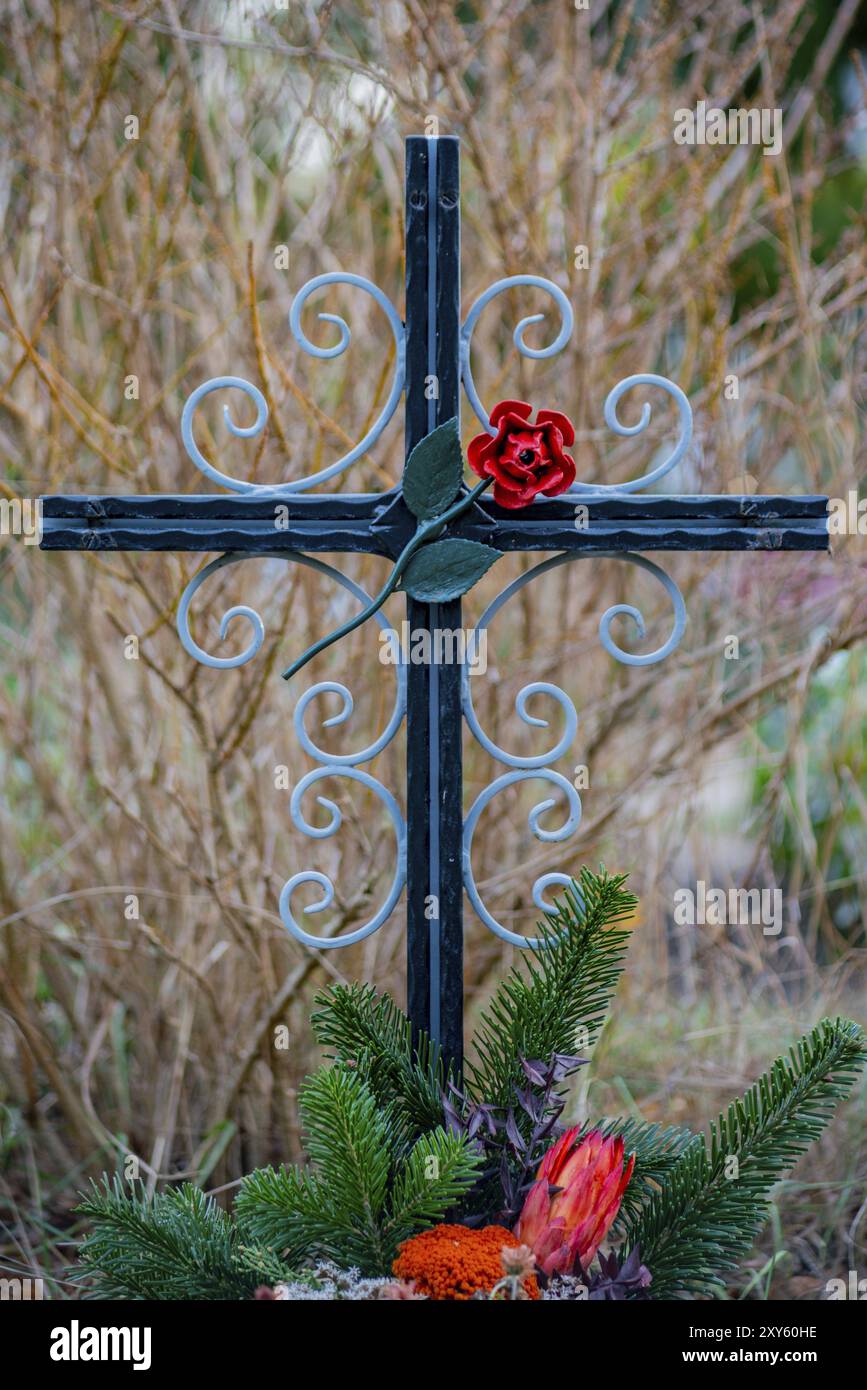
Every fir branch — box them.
[384,1127,484,1250]
[233,1242,304,1290]
[300,1066,391,1233]
[234,1162,340,1266]
[465,868,637,1108]
[311,982,447,1134]
[622,1018,867,1299]
[235,1065,481,1275]
[235,1068,394,1273]
[76,1179,256,1301]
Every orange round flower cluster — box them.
[392,1223,540,1301]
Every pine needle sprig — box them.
[233,1163,340,1266]
[76,1178,257,1301]
[465,868,637,1108]
[300,1065,392,1236]
[311,982,447,1134]
[622,1018,867,1298]
[383,1128,488,1251]
[235,1065,482,1275]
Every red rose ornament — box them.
[468,400,576,509]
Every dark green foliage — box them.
[231,1165,333,1267]
[311,981,447,1135]
[313,869,637,1134]
[234,1065,482,1274]
[233,1242,303,1290]
[77,1179,258,1301]
[400,536,500,601]
[402,416,463,520]
[75,871,867,1301]
[385,1126,484,1247]
[78,1068,483,1295]
[621,1018,867,1298]
[465,868,636,1107]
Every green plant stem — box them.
[281,476,493,680]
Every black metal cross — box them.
[40,135,828,1076]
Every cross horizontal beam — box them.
[40,492,829,556]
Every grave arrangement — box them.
[76,869,865,1300]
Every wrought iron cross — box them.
[40,136,828,1075]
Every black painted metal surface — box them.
[404,136,464,1072]
[40,492,830,556]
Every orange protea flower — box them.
[392,1224,540,1300]
[515,1127,635,1278]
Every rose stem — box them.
[281,476,493,681]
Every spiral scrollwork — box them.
[572,372,693,495]
[176,551,407,947]
[287,557,406,766]
[180,274,404,494]
[462,561,579,768]
[176,552,266,669]
[459,277,691,495]
[287,272,405,490]
[463,770,582,949]
[462,549,686,942]
[461,554,583,945]
[280,766,406,949]
[460,275,575,434]
[597,551,687,666]
[181,377,270,495]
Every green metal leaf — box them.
[402,417,464,520]
[400,537,500,601]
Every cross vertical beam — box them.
[405,136,464,1073]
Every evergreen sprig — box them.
[76,1178,258,1301]
[311,981,447,1136]
[621,1018,867,1298]
[465,868,636,1107]
[386,1126,491,1248]
[74,870,867,1302]
[234,1065,482,1274]
[230,1164,333,1266]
